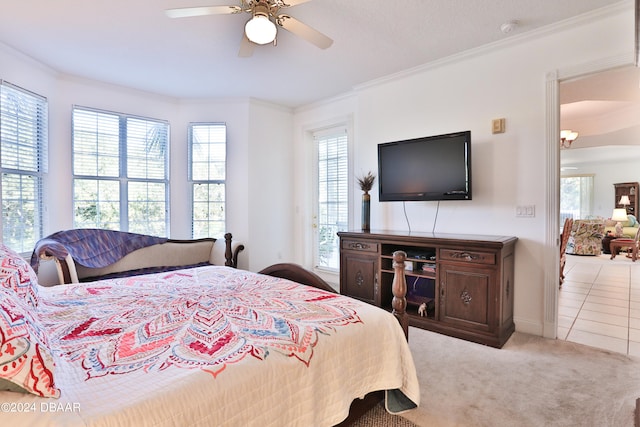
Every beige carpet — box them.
[352,402,419,427]
[396,327,640,427]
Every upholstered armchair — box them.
[565,220,605,256]
[559,218,574,286]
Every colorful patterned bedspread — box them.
[3,266,420,426]
[39,266,362,379]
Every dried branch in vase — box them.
[357,171,376,194]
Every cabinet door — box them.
[439,264,496,333]
[341,253,378,305]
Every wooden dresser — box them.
[338,230,517,348]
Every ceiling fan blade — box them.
[238,33,255,57]
[165,5,242,19]
[276,15,333,49]
[279,0,313,7]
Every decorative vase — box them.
[361,192,370,231]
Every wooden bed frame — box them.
[259,250,409,426]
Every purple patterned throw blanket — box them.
[30,229,167,272]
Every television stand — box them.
[338,230,517,348]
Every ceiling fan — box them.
[165,0,333,57]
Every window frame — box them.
[71,106,170,235]
[312,125,352,272]
[188,122,227,239]
[560,174,594,221]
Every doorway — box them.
[555,65,640,356]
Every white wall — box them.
[0,44,293,272]
[246,100,295,271]
[292,3,635,335]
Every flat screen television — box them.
[378,130,471,202]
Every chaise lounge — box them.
[30,229,244,286]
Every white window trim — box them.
[311,122,354,274]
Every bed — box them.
[0,243,419,426]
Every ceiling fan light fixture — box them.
[245,14,277,45]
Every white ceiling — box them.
[560,66,640,166]
[0,0,624,108]
[561,66,640,136]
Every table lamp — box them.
[612,208,628,237]
[619,195,631,208]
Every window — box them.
[189,123,226,238]
[560,175,594,221]
[72,107,169,235]
[0,81,47,253]
[314,127,349,270]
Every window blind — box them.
[315,127,348,270]
[189,123,226,238]
[0,81,47,252]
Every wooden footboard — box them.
[258,263,337,293]
[258,254,408,336]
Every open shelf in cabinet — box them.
[380,244,436,274]
[380,243,438,320]
[377,264,437,320]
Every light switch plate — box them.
[492,118,505,134]
[516,205,535,218]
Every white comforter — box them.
[0,266,419,426]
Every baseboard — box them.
[514,318,543,336]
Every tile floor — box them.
[559,252,640,357]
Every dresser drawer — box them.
[341,239,379,253]
[439,249,495,265]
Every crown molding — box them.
[0,41,59,77]
[354,1,633,94]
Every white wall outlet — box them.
[516,205,535,218]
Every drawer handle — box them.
[349,242,370,250]
[450,251,478,261]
